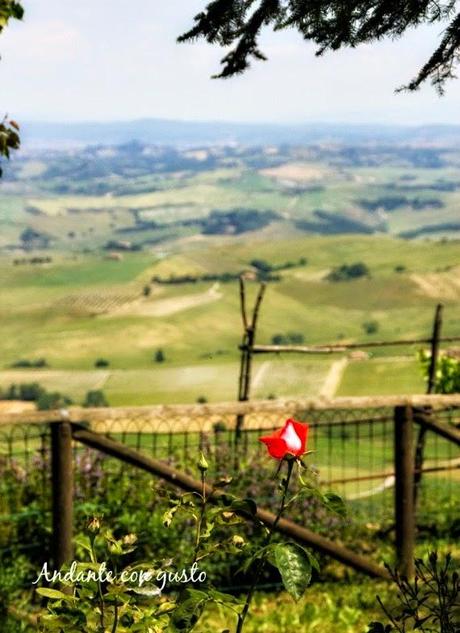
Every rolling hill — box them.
[1,133,459,404]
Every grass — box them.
[201,581,391,633]
[0,232,459,398]
[0,358,333,405]
[2,152,460,631]
[337,358,425,396]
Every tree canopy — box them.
[0,1,23,173]
[0,0,22,33]
[179,0,460,93]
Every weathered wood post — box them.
[51,421,74,569]
[394,405,415,577]
[235,279,266,442]
[413,303,443,505]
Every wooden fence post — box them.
[413,303,443,506]
[51,422,74,569]
[394,405,415,577]
[235,280,266,443]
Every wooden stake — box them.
[51,422,74,569]
[394,405,415,577]
[413,304,443,505]
[236,280,266,441]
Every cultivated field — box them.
[0,234,458,405]
[1,143,459,405]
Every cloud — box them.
[1,1,459,124]
[2,19,84,64]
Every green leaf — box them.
[228,498,257,516]
[322,492,347,517]
[207,589,240,606]
[74,534,92,553]
[156,600,176,615]
[273,542,312,601]
[163,505,179,528]
[129,586,161,597]
[304,548,320,573]
[170,588,209,632]
[239,543,273,574]
[36,587,74,602]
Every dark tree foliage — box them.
[154,349,166,363]
[326,261,370,281]
[0,1,23,174]
[83,390,108,408]
[201,208,279,234]
[0,117,20,176]
[179,0,460,93]
[0,1,23,36]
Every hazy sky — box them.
[2,0,460,124]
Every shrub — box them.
[18,383,45,402]
[362,321,379,335]
[201,208,279,235]
[36,392,73,411]
[154,349,165,363]
[326,262,370,282]
[271,332,305,345]
[419,350,460,394]
[83,390,108,408]
[10,358,47,368]
[368,552,459,633]
[250,258,272,272]
[0,382,45,402]
[94,358,109,368]
[196,396,208,404]
[1,384,18,400]
[250,257,307,275]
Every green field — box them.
[0,233,459,404]
[1,143,460,405]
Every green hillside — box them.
[1,141,459,404]
[0,233,458,404]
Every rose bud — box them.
[259,419,309,460]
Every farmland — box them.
[1,140,460,405]
[0,138,459,633]
[0,234,458,405]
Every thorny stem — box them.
[236,458,295,633]
[111,599,119,633]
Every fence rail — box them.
[0,394,459,582]
[243,335,460,355]
[2,393,460,427]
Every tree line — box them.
[150,257,307,286]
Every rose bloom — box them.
[259,418,309,459]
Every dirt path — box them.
[92,371,112,390]
[411,268,460,300]
[252,361,271,391]
[347,475,395,500]
[109,283,223,318]
[320,358,348,398]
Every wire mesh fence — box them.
[1,397,459,576]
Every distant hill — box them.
[21,119,460,149]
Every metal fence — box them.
[0,395,459,581]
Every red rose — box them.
[259,419,309,459]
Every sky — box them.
[1,0,460,125]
